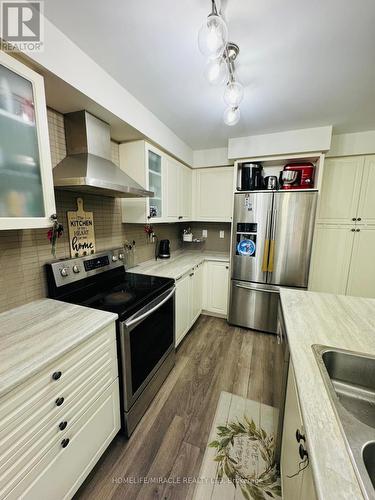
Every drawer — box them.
[5,379,120,500]
[0,322,116,431]
[0,340,117,493]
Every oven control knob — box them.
[72,265,80,274]
[118,253,124,261]
[112,255,118,262]
[60,268,69,277]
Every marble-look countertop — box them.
[280,289,375,500]
[127,251,230,280]
[0,299,117,399]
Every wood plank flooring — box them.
[75,315,278,500]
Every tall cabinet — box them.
[309,155,375,297]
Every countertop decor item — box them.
[67,197,96,257]
[198,1,244,126]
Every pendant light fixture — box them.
[198,2,244,126]
[198,1,228,60]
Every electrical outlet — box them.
[202,229,208,238]
[219,230,225,239]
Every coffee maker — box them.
[239,163,264,191]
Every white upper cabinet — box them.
[120,140,193,224]
[0,51,55,230]
[193,167,234,222]
[120,141,163,224]
[346,228,375,298]
[317,156,364,224]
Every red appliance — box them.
[280,163,315,190]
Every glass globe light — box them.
[204,57,228,85]
[198,14,228,60]
[223,106,240,126]
[224,81,244,107]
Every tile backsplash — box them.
[0,108,180,313]
[181,222,231,253]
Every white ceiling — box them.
[44,0,375,149]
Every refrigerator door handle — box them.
[261,210,271,273]
[268,209,278,272]
[234,283,279,294]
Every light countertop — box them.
[280,289,375,500]
[127,251,230,280]
[0,299,117,399]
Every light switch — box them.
[202,229,208,238]
[219,230,225,239]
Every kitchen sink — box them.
[313,345,375,500]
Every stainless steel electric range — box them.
[46,248,175,436]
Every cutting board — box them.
[67,197,96,258]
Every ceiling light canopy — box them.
[198,3,244,126]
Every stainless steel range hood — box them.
[53,111,153,198]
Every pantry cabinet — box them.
[281,362,317,500]
[309,155,375,298]
[192,166,234,222]
[120,140,192,223]
[0,50,56,230]
[203,260,230,316]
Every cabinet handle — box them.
[189,272,194,277]
[226,266,229,269]
[178,216,183,220]
[356,229,360,232]
[357,217,362,221]
[61,438,70,448]
[59,421,68,431]
[299,444,308,460]
[55,397,64,407]
[295,429,306,443]
[52,371,62,381]
[351,228,356,232]
[352,217,356,221]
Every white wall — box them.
[20,11,193,166]
[328,130,375,157]
[228,126,333,160]
[193,147,233,168]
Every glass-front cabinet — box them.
[147,149,163,220]
[0,51,55,230]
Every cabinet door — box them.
[317,157,364,224]
[346,228,375,298]
[191,263,203,323]
[180,165,192,220]
[357,156,375,226]
[0,51,55,230]
[308,225,354,294]
[204,261,229,315]
[193,167,234,222]
[147,147,164,221]
[175,272,192,346]
[165,157,180,221]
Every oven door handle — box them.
[124,286,176,328]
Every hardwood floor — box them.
[75,315,279,500]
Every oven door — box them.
[119,286,175,411]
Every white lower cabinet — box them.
[203,261,229,316]
[1,322,120,500]
[175,260,228,347]
[281,362,317,500]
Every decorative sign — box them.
[67,198,96,258]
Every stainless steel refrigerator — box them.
[228,191,317,333]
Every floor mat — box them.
[194,391,282,500]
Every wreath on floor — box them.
[209,415,281,500]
